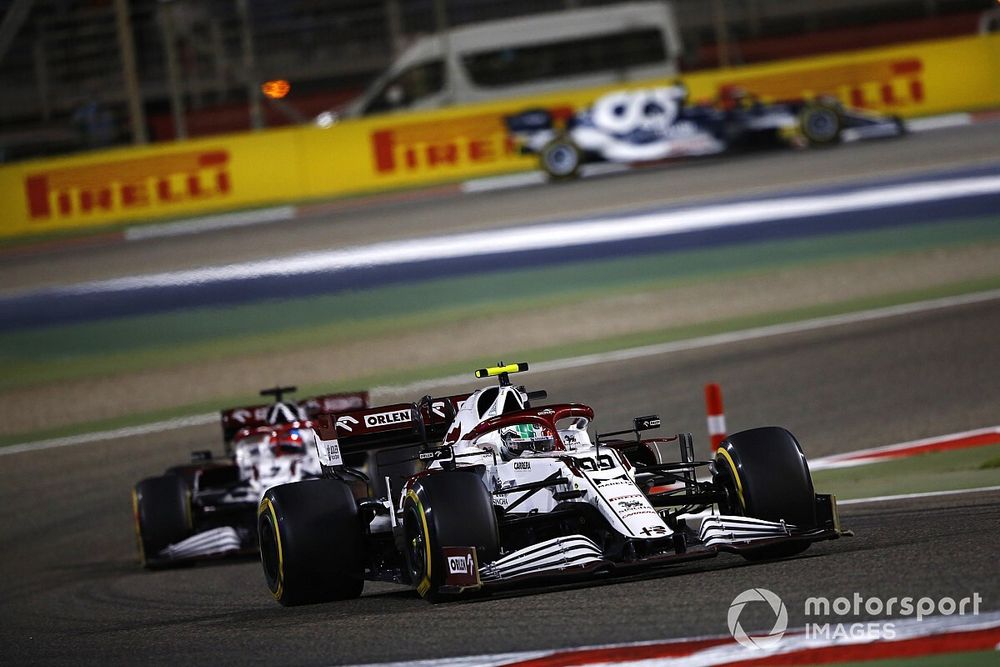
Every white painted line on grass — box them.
[124,206,296,241]
[839,485,1000,506]
[460,172,546,193]
[906,113,973,133]
[373,288,1000,396]
[0,413,216,457]
[39,173,1000,295]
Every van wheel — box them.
[540,137,582,179]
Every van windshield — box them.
[462,28,667,88]
[365,60,446,114]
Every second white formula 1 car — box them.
[132,386,368,567]
[258,364,847,604]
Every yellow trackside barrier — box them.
[683,33,1000,117]
[1,33,998,240]
[0,127,308,238]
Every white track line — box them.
[906,113,973,133]
[839,485,1000,506]
[33,172,1000,295]
[124,205,296,241]
[5,288,1000,457]
[374,288,1000,396]
[0,413,216,456]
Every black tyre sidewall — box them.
[403,471,499,599]
[715,426,816,527]
[133,474,192,566]
[258,479,364,606]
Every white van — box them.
[319,1,682,123]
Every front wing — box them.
[437,515,843,595]
[144,527,257,567]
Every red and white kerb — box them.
[704,383,726,451]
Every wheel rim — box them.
[544,144,576,176]
[805,110,837,141]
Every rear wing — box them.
[313,393,469,451]
[220,391,370,444]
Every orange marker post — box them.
[705,383,727,451]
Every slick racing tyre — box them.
[132,474,192,568]
[402,471,499,601]
[258,479,364,606]
[799,103,842,145]
[539,137,582,180]
[714,427,816,560]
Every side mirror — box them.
[633,415,661,432]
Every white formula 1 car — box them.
[257,364,846,604]
[131,386,368,567]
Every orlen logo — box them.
[447,554,473,575]
[719,57,925,110]
[371,112,518,174]
[364,410,411,427]
[25,150,231,222]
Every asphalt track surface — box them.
[3,298,999,665]
[3,123,1000,664]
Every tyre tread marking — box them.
[717,447,747,512]
[406,489,433,597]
[259,497,285,601]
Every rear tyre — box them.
[714,426,816,560]
[800,103,842,145]
[133,474,192,568]
[258,479,364,606]
[540,137,582,180]
[402,471,499,601]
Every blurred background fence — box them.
[0,0,996,162]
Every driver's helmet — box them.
[269,427,310,457]
[499,423,555,461]
[719,85,750,111]
[266,400,303,425]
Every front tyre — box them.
[714,426,816,560]
[403,471,499,601]
[800,103,842,145]
[133,474,192,568]
[539,137,582,180]
[258,479,364,606]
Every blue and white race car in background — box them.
[506,84,905,179]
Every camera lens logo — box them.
[728,588,788,649]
